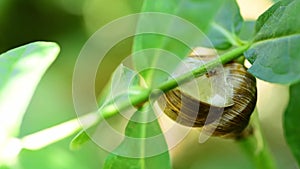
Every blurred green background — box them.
[0,0,141,168]
[0,0,298,169]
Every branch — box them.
[21,112,98,150]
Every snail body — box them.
[158,48,257,138]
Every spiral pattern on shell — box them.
[158,60,257,138]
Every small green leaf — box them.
[70,130,90,150]
[284,82,300,166]
[244,0,300,84]
[0,42,59,137]
[103,104,171,169]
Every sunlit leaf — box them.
[20,143,101,169]
[244,0,300,84]
[70,130,90,150]
[204,0,243,49]
[132,0,243,87]
[284,82,300,166]
[103,104,171,169]
[0,41,59,137]
[238,21,255,42]
[70,64,141,149]
[239,109,277,169]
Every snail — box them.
[158,47,257,138]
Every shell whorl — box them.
[158,48,257,138]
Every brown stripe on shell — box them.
[158,62,257,138]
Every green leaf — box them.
[103,104,171,169]
[239,21,255,42]
[132,0,243,87]
[70,64,141,149]
[284,82,300,166]
[254,1,284,35]
[20,141,102,169]
[70,130,90,150]
[205,0,244,49]
[239,109,277,169]
[244,0,300,84]
[0,42,59,137]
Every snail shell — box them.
[158,48,257,138]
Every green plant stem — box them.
[238,109,277,169]
[21,112,99,150]
[158,44,250,91]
